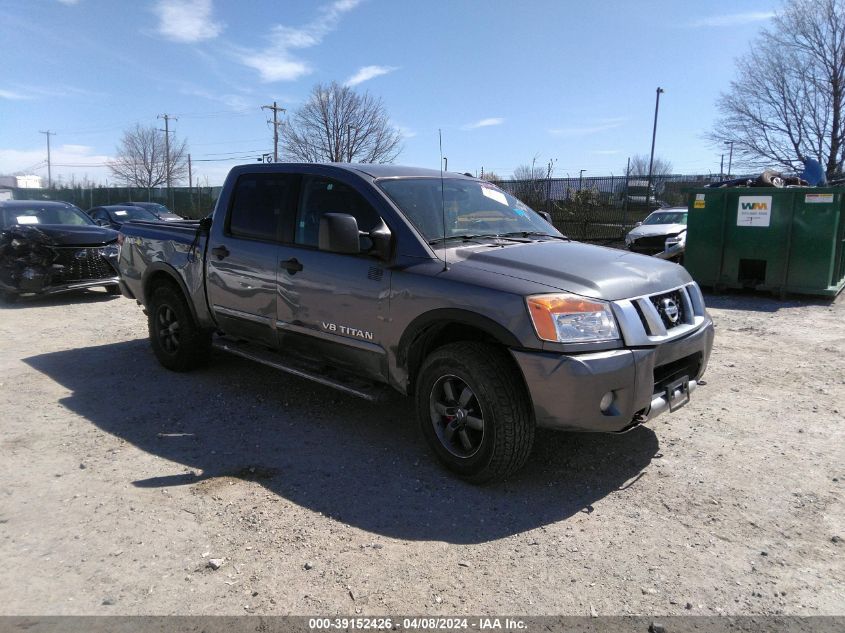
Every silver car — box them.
[625,207,687,261]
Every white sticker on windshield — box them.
[16,215,39,224]
[481,187,507,206]
[114,210,128,216]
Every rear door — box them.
[275,173,391,381]
[205,172,296,347]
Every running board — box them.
[212,337,389,402]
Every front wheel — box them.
[415,342,535,483]
[148,284,211,371]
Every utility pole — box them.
[646,87,665,210]
[443,157,448,171]
[158,114,177,205]
[261,101,285,162]
[724,140,734,178]
[720,154,725,180]
[39,130,56,188]
[188,153,193,215]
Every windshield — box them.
[378,178,558,241]
[0,204,94,229]
[643,210,687,226]
[109,207,158,221]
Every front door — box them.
[206,172,296,347]
[276,174,391,381]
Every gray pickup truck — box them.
[118,163,714,482]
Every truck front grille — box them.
[611,282,707,346]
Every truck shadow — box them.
[24,340,659,544]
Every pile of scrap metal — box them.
[707,157,838,188]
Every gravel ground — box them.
[0,288,842,616]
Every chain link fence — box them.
[4,186,222,220]
[497,173,743,242]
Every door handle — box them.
[211,245,230,260]
[280,257,304,274]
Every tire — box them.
[148,283,211,371]
[106,284,121,295]
[415,342,535,483]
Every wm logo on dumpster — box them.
[737,196,773,227]
[740,201,769,210]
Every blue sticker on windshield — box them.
[513,208,527,217]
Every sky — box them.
[0,0,780,186]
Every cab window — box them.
[295,176,381,247]
[228,174,294,241]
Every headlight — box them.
[526,293,619,343]
[665,232,686,248]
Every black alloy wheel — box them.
[429,374,485,458]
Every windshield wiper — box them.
[499,231,570,241]
[428,233,527,245]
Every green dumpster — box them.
[685,187,845,297]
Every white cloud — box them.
[0,89,30,100]
[236,0,361,82]
[689,12,775,28]
[549,117,626,137]
[462,117,504,130]
[0,145,114,184]
[345,65,398,87]
[394,125,416,139]
[154,0,224,43]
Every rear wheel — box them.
[148,284,211,371]
[415,342,535,483]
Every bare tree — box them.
[510,162,552,209]
[282,82,402,163]
[108,124,188,189]
[627,154,673,176]
[711,0,844,178]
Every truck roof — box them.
[229,162,475,181]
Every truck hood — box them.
[3,223,119,246]
[449,240,691,300]
[627,223,686,240]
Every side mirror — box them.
[634,221,642,227]
[538,211,553,224]
[318,213,360,254]
[368,219,392,260]
[96,219,109,226]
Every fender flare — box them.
[142,262,201,325]
[397,308,522,369]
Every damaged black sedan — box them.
[0,200,121,301]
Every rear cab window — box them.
[227,173,296,242]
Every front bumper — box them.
[0,276,120,297]
[511,319,714,432]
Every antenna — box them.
[439,129,447,271]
